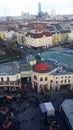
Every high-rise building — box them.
[38,2,41,15]
[38,2,43,17]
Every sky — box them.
[0,0,73,16]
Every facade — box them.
[16,32,25,45]
[0,74,21,91]
[68,31,73,42]
[53,73,73,90]
[4,31,16,40]
[31,63,73,92]
[52,33,62,44]
[32,63,50,91]
[0,62,21,92]
[25,32,52,48]
[61,32,69,43]
[0,31,5,40]
[32,72,73,92]
[0,62,73,92]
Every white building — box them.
[16,32,25,45]
[31,63,73,92]
[0,62,73,92]
[0,62,21,91]
[5,31,16,40]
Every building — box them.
[52,33,62,44]
[25,32,52,48]
[16,32,24,45]
[61,99,73,130]
[26,55,36,66]
[0,59,73,92]
[68,31,73,42]
[4,31,16,40]
[32,63,50,91]
[31,63,73,92]
[0,62,21,92]
[0,31,5,40]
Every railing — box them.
[0,81,21,87]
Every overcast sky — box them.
[0,0,73,16]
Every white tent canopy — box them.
[39,102,55,116]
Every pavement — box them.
[8,88,73,130]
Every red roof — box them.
[26,32,52,38]
[34,63,49,73]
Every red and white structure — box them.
[32,63,51,91]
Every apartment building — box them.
[25,32,52,48]
[52,33,62,44]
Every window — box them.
[65,80,67,83]
[1,77,3,81]
[65,76,67,78]
[56,81,58,84]
[61,77,63,79]
[68,76,70,78]
[40,78,43,81]
[68,80,70,83]
[34,75,37,80]
[61,80,63,83]
[50,80,53,83]
[56,77,58,79]
[45,77,48,81]
[7,77,9,81]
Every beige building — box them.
[4,31,16,40]
[16,32,25,45]
[68,31,73,42]
[25,32,52,48]
[52,33,62,44]
[0,31,5,40]
[61,31,73,43]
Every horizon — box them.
[0,0,73,16]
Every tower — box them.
[38,2,41,14]
[38,2,41,17]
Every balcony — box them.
[0,80,21,87]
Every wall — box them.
[25,35,52,48]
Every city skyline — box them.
[0,0,73,16]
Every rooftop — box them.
[20,63,31,71]
[61,99,73,129]
[25,32,52,38]
[0,62,20,75]
[33,63,49,73]
[51,67,73,75]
